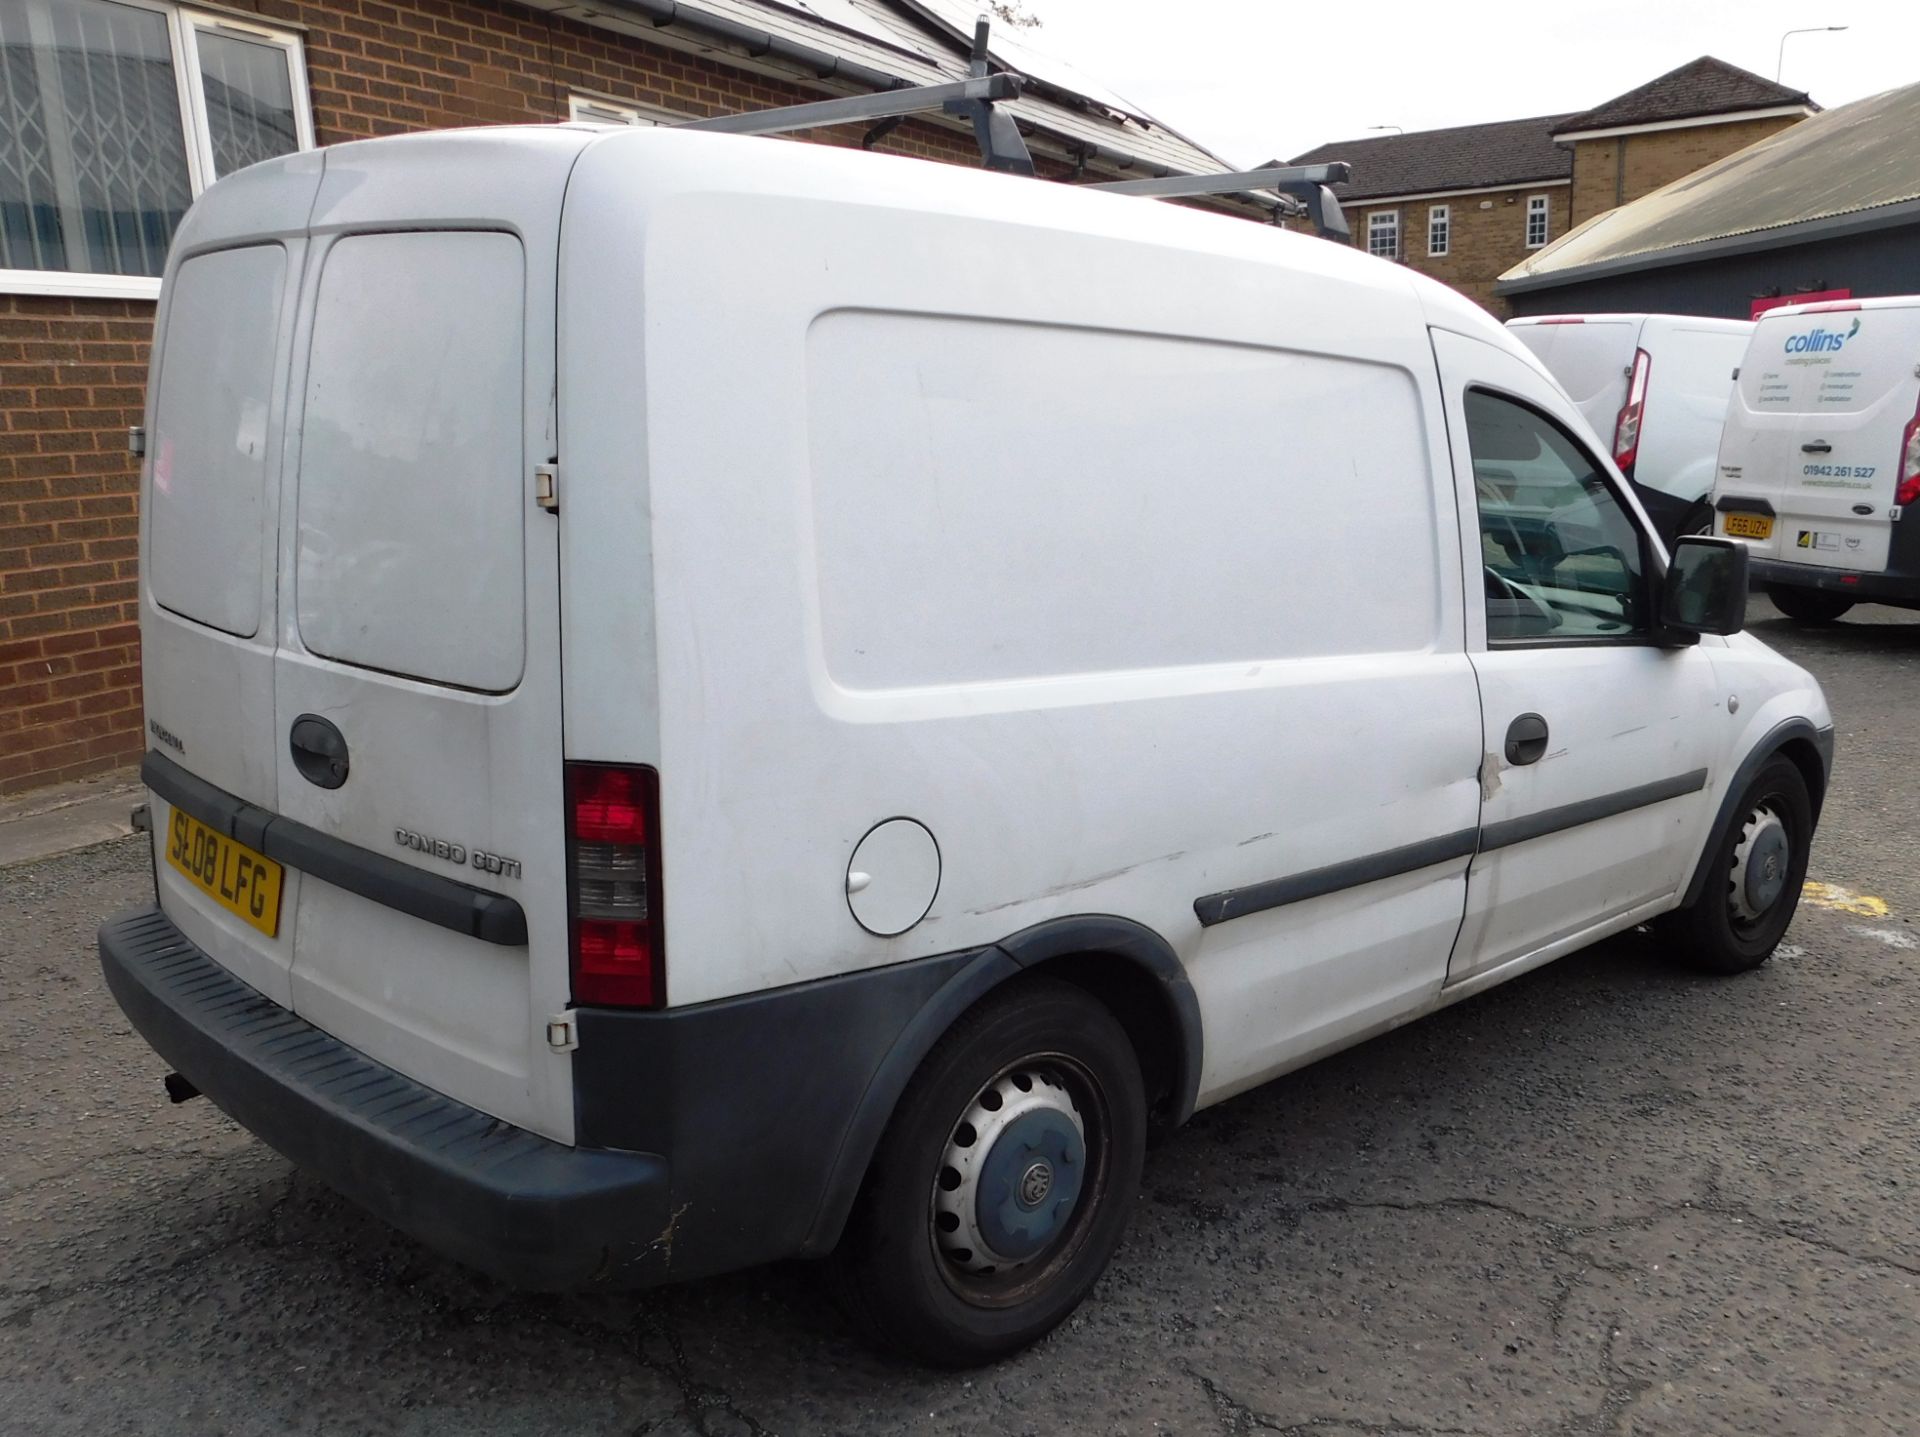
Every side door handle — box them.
[1801,440,1833,454]
[1504,712,1549,766]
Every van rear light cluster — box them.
[566,763,664,1008]
[1612,347,1651,475]
[1898,395,1920,510]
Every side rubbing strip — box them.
[1479,768,1710,853]
[141,751,528,945]
[1194,828,1479,928]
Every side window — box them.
[1466,389,1647,643]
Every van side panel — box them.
[561,133,1482,1108]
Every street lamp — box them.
[1777,25,1848,82]
[1367,125,1404,135]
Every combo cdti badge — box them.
[100,123,1834,1366]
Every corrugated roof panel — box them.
[1501,81,1920,286]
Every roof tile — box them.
[1554,56,1812,134]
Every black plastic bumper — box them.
[1751,557,1920,608]
[97,906,669,1290]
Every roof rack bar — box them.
[1090,163,1354,243]
[1087,162,1349,197]
[678,73,1022,138]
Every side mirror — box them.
[1659,536,1748,642]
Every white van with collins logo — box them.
[1712,296,1920,622]
[101,124,1832,1366]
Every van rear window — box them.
[148,245,287,638]
[294,231,527,693]
[806,312,1440,688]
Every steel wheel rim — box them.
[1728,800,1793,933]
[928,1052,1110,1309]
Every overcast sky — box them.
[1008,0,1913,167]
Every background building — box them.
[1499,81,1920,318]
[1287,57,1814,317]
[0,0,1248,795]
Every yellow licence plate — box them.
[164,808,284,937]
[1723,513,1774,539]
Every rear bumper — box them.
[1751,557,1920,606]
[98,906,670,1290]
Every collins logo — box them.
[1784,318,1860,354]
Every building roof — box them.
[1553,56,1812,135]
[1499,81,1920,294]
[1284,114,1573,203]
[572,0,1237,183]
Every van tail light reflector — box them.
[1612,347,1651,475]
[567,763,663,1008]
[1897,399,1920,509]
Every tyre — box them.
[1767,584,1853,624]
[831,977,1146,1367]
[1663,757,1813,974]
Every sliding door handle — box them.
[1505,713,1549,766]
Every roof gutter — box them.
[592,0,907,90]
[1495,195,1920,294]
[578,0,1215,187]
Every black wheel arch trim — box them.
[801,913,1201,1257]
[1679,718,1834,911]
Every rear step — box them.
[98,906,668,1289]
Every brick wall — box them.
[0,0,1103,794]
[0,298,149,792]
[1329,186,1573,318]
[1568,114,1804,227]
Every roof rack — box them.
[670,18,1351,241]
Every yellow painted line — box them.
[1802,881,1891,918]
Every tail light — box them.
[1898,396,1920,510]
[566,763,663,1008]
[1612,347,1651,475]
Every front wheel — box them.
[1662,757,1813,974]
[1768,584,1854,624]
[831,978,1146,1367]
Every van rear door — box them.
[142,165,316,1008]
[1716,301,1920,573]
[1505,316,1637,447]
[264,135,578,1142]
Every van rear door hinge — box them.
[546,1012,579,1052]
[534,463,559,513]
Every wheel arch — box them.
[802,913,1201,1256]
[1680,717,1832,911]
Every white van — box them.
[1508,314,1753,543]
[1712,296,1920,623]
[101,125,1832,1366]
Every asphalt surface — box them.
[4,595,1918,1436]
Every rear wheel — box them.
[1767,584,1853,624]
[831,978,1146,1367]
[1663,757,1812,974]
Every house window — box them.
[1526,194,1551,248]
[0,0,311,294]
[1366,210,1399,260]
[1427,205,1450,257]
[568,93,685,127]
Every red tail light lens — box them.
[567,763,662,1008]
[1898,406,1920,510]
[1613,347,1651,474]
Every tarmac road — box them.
[4,595,1917,1436]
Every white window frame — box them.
[1525,194,1550,249]
[568,92,686,127]
[0,0,314,300]
[1366,209,1399,261]
[1427,204,1450,258]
